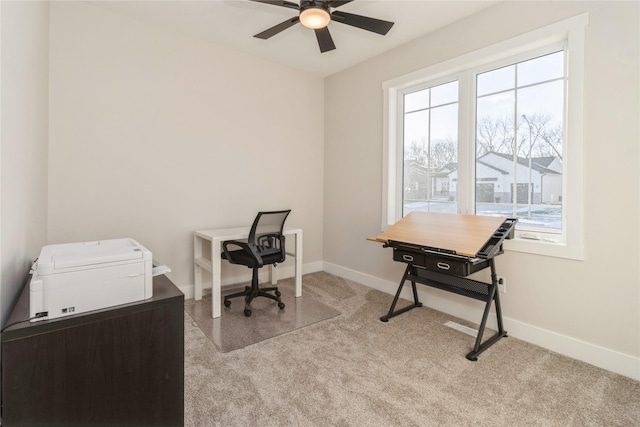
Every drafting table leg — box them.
[380,264,423,322]
[493,281,506,334]
[465,259,508,361]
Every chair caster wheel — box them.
[244,309,252,317]
[275,290,281,297]
[224,300,231,308]
[278,302,285,309]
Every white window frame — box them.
[382,13,588,260]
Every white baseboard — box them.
[179,261,324,300]
[323,261,640,381]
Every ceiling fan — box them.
[251,0,394,53]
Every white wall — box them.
[0,0,49,326]
[47,2,325,290]
[324,1,639,378]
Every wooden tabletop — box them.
[369,212,506,257]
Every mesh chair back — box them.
[249,210,291,259]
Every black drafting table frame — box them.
[374,213,517,361]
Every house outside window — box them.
[382,14,587,260]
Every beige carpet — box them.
[184,272,640,426]
[185,282,340,352]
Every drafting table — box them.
[370,212,517,360]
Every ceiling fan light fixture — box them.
[251,0,395,53]
[299,7,330,29]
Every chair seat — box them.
[221,249,258,268]
[222,249,283,268]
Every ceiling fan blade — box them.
[254,16,300,39]
[250,0,300,11]
[315,27,336,53]
[331,10,394,35]
[328,0,354,7]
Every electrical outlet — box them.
[497,276,506,293]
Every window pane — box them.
[477,65,515,96]
[431,104,458,142]
[431,81,458,107]
[404,88,429,113]
[476,91,515,156]
[403,81,459,216]
[404,110,429,148]
[517,51,564,87]
[476,54,565,232]
[518,80,564,125]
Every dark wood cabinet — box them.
[1,274,184,427]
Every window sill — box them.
[504,236,583,261]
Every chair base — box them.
[223,269,285,317]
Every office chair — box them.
[221,210,291,317]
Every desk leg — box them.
[294,230,303,298]
[194,265,203,301]
[211,239,222,319]
[380,264,423,322]
[194,236,203,300]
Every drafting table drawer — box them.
[393,249,488,277]
[393,249,425,266]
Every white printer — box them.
[30,238,153,321]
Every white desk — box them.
[193,226,302,318]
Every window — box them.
[382,14,588,260]
[402,80,459,215]
[475,50,565,233]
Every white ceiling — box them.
[91,0,500,77]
